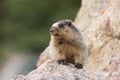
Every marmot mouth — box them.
[50,30,58,36]
[52,33,58,36]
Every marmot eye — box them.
[58,24,64,28]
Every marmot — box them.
[37,19,88,69]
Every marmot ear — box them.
[67,20,72,26]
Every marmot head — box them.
[50,19,79,39]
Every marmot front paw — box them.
[58,60,69,65]
[75,63,83,69]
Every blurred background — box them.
[0,0,80,80]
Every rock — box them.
[11,75,25,80]
[75,0,120,71]
[11,55,120,80]
[11,60,100,80]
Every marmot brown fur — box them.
[37,19,88,69]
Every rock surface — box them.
[12,0,120,80]
[11,56,120,80]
